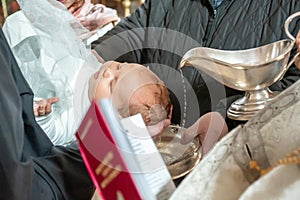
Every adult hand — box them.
[68,0,85,15]
[180,112,228,156]
[295,30,300,69]
[76,4,119,31]
[34,97,59,117]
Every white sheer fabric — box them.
[171,79,300,199]
[3,0,101,145]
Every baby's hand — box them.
[34,97,59,117]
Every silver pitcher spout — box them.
[179,12,300,121]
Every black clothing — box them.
[92,0,300,129]
[0,28,93,200]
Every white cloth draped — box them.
[3,0,101,145]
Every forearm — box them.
[181,112,228,156]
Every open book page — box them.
[120,115,176,200]
[98,99,155,199]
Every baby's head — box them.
[89,61,172,136]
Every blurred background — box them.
[0,0,143,26]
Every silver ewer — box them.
[179,12,300,121]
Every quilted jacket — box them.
[92,0,300,128]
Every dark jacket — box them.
[0,28,93,200]
[92,0,300,129]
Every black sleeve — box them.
[0,27,37,199]
[92,0,150,63]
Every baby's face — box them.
[89,61,162,107]
[56,0,77,8]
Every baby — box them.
[36,61,173,138]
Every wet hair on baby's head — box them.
[118,83,171,126]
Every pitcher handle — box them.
[284,11,300,41]
[284,12,300,70]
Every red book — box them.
[76,99,175,200]
[76,100,142,200]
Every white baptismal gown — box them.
[3,0,101,145]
